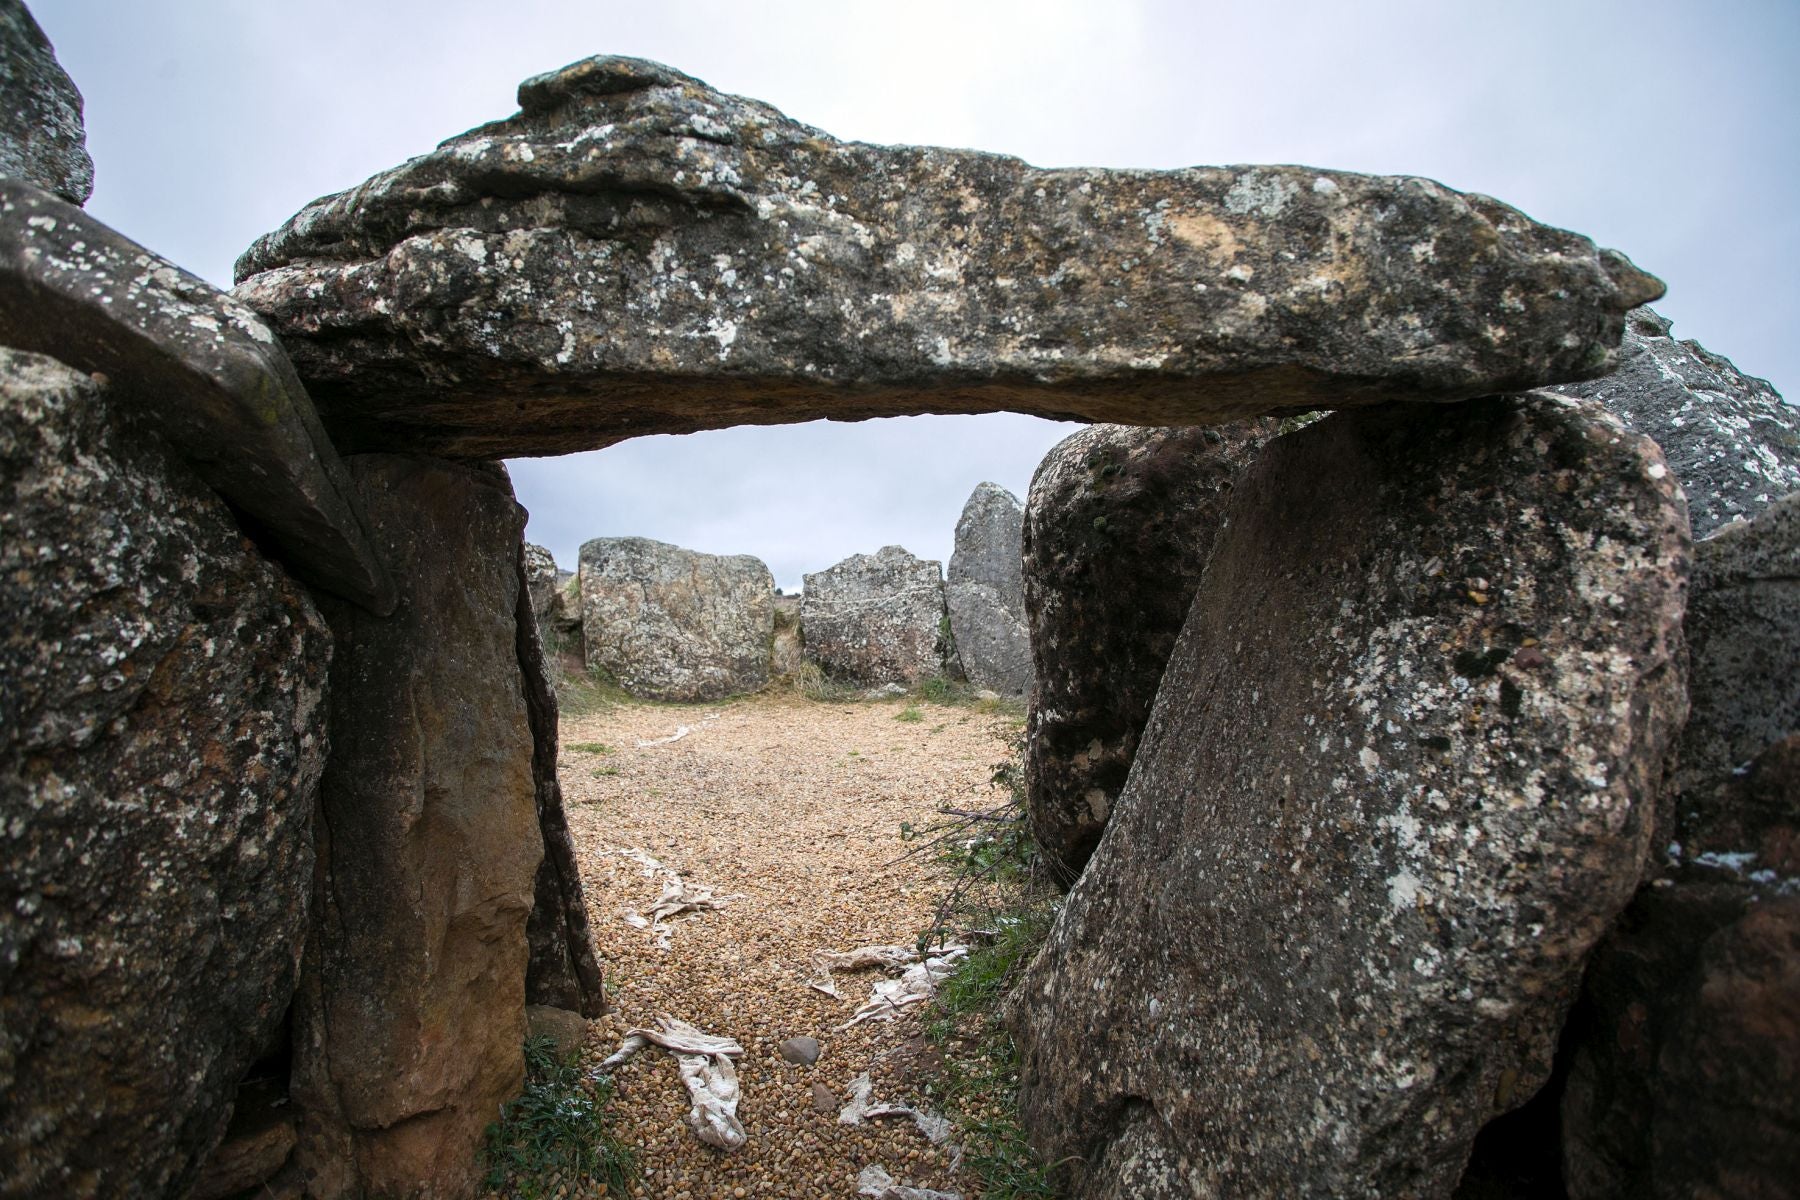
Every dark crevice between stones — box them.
[1452,1014,1579,1200]
[516,537,607,1017]
[188,1006,299,1200]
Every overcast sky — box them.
[33,0,1799,590]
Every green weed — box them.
[567,742,614,755]
[901,734,1060,1199]
[896,706,924,723]
[483,1034,633,1199]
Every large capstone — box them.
[578,536,774,702]
[0,348,329,1197]
[946,481,1032,696]
[1010,395,1689,1199]
[1550,306,1799,537]
[0,0,93,205]
[287,456,541,1200]
[801,546,949,689]
[1022,420,1278,881]
[233,55,1662,460]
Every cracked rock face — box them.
[0,181,392,611]
[234,55,1660,460]
[1557,491,1800,1199]
[0,349,329,1197]
[578,536,775,702]
[946,482,1031,697]
[1667,489,1800,826]
[290,457,540,1200]
[1010,395,1689,1200]
[802,546,948,689]
[1022,421,1279,881]
[1550,307,1799,537]
[0,0,93,205]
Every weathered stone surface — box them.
[0,0,92,205]
[524,541,560,623]
[0,348,329,1196]
[1011,395,1689,1199]
[801,546,948,688]
[779,1036,821,1066]
[1022,420,1278,880]
[518,542,605,1019]
[0,180,393,611]
[234,55,1661,460]
[1561,735,1800,1200]
[578,536,774,702]
[191,1079,298,1200]
[1551,307,1799,537]
[1554,493,1799,1198]
[289,456,540,1200]
[946,482,1032,696]
[524,1005,591,1063]
[1669,489,1800,820]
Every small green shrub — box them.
[566,742,614,755]
[483,1034,633,1199]
[896,706,924,723]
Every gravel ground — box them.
[552,692,1018,1200]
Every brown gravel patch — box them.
[558,691,1017,1200]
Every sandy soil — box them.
[556,691,1019,1200]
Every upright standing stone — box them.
[287,457,540,1200]
[234,54,1661,459]
[1559,489,1800,1199]
[578,536,775,702]
[1022,421,1278,880]
[1012,395,1689,1200]
[0,0,93,205]
[1550,307,1800,537]
[517,542,605,1019]
[802,546,948,689]
[946,482,1032,696]
[0,349,329,1197]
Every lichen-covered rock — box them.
[1551,307,1799,537]
[1011,395,1689,1199]
[0,0,93,205]
[1022,421,1278,880]
[1668,489,1800,817]
[0,180,393,611]
[801,546,948,688]
[1561,736,1800,1200]
[288,456,540,1200]
[234,55,1661,460]
[578,536,774,702]
[0,348,329,1196]
[946,482,1031,696]
[1556,493,1800,1199]
[524,542,560,622]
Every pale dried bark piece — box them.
[838,1075,955,1145]
[807,944,919,998]
[858,1164,964,1200]
[835,947,968,1030]
[596,1017,747,1150]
